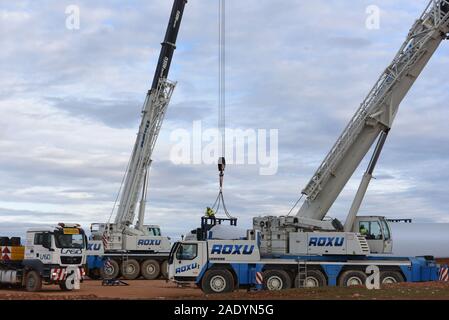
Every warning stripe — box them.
[256,272,263,284]
[102,233,109,248]
[104,258,113,269]
[1,246,12,261]
[51,268,66,281]
[58,268,65,281]
[440,266,449,282]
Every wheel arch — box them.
[22,259,45,275]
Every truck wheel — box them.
[295,270,327,288]
[263,270,292,291]
[380,271,405,284]
[339,270,367,287]
[201,269,235,294]
[121,259,141,280]
[25,271,42,292]
[160,260,169,279]
[88,269,101,280]
[141,259,160,280]
[100,259,120,279]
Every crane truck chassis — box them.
[86,233,170,281]
[168,218,439,294]
[0,223,87,292]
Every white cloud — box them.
[0,0,449,238]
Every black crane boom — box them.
[151,0,188,90]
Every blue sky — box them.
[1,0,449,238]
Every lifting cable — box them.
[218,0,226,158]
[210,0,234,219]
[108,154,133,224]
[287,194,304,217]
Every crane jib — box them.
[113,0,187,229]
[141,121,150,148]
[298,0,449,221]
[151,0,187,90]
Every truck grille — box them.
[60,256,82,265]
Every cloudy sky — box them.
[1,0,449,239]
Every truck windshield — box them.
[54,233,85,249]
[148,227,161,237]
[176,243,198,260]
[381,220,391,240]
[168,242,180,264]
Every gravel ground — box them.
[1,280,449,300]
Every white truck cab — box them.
[352,216,393,254]
[0,223,87,292]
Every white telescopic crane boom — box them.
[298,0,449,222]
[114,0,187,231]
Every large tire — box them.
[338,270,367,287]
[25,270,42,292]
[88,269,101,280]
[201,269,235,294]
[263,270,292,291]
[141,259,161,280]
[100,259,120,279]
[295,270,327,288]
[121,259,141,280]
[160,260,169,279]
[380,271,405,285]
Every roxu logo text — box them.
[137,239,161,246]
[309,237,344,247]
[210,244,255,255]
[87,243,102,251]
[176,263,199,274]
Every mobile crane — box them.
[168,0,449,293]
[88,0,187,281]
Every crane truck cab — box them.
[352,216,393,254]
[88,222,171,280]
[90,223,170,252]
[0,223,87,292]
[168,217,260,293]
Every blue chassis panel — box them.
[201,255,439,287]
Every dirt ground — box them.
[0,280,200,300]
[1,280,449,300]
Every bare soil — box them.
[1,280,449,300]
